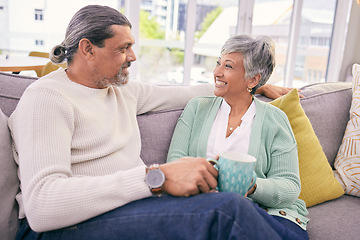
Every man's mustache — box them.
[123,62,131,68]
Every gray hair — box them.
[221,35,275,95]
[50,5,132,64]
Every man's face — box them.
[92,25,136,88]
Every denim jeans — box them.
[17,192,308,240]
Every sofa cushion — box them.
[270,89,344,207]
[334,63,360,197]
[0,109,19,240]
[0,72,37,117]
[138,109,183,166]
[307,195,360,239]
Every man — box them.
[10,5,297,239]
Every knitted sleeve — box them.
[249,106,301,208]
[124,81,214,115]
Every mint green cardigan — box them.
[167,96,309,230]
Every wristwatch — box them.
[145,164,165,194]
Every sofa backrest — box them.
[298,82,352,168]
[0,71,353,168]
[0,72,37,117]
[256,82,352,168]
[137,82,353,168]
[138,109,183,166]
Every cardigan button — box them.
[279,210,287,216]
[296,218,302,224]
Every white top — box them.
[206,99,256,158]
[8,68,214,232]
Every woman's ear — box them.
[249,73,261,88]
[78,38,94,60]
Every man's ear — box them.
[78,38,94,60]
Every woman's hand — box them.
[245,183,257,197]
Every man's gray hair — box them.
[50,5,132,64]
[221,35,276,95]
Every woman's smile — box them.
[215,78,227,88]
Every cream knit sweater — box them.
[8,68,213,232]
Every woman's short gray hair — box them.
[221,35,276,95]
[50,5,131,64]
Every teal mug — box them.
[208,151,257,196]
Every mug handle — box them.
[248,171,257,191]
[206,158,219,170]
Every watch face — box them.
[146,169,165,188]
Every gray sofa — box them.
[0,71,359,240]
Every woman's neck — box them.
[225,95,253,117]
[225,95,253,138]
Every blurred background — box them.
[0,0,357,87]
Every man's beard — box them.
[113,65,129,86]
[95,64,130,88]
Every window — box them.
[35,40,44,46]
[251,0,293,86]
[0,0,352,84]
[290,0,337,85]
[137,0,231,85]
[310,37,330,47]
[134,0,350,87]
[35,9,43,21]
[141,0,153,6]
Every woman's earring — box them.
[247,87,252,93]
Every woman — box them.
[167,35,309,239]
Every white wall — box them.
[0,0,9,51]
[6,0,118,53]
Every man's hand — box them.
[256,84,304,99]
[160,157,218,197]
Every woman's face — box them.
[213,52,251,100]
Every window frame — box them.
[124,0,351,86]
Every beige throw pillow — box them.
[334,63,360,197]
